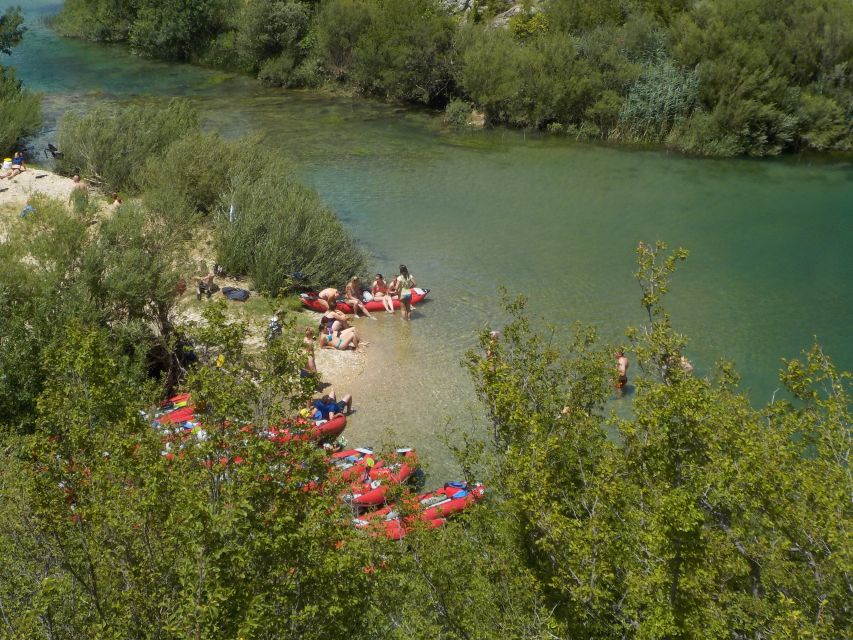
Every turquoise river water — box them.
[7,1,853,476]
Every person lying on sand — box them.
[320,326,361,350]
[1,152,25,179]
[311,392,353,420]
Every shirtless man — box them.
[317,287,340,311]
[615,348,629,395]
[196,268,216,301]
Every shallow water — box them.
[8,1,853,478]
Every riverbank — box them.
[0,169,369,400]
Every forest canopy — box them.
[54,0,853,156]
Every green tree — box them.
[57,99,199,194]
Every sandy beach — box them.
[0,166,80,207]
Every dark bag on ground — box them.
[221,286,250,302]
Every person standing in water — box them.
[394,264,416,321]
[615,348,629,395]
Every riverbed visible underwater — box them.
[8,1,853,478]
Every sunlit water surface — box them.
[8,1,853,477]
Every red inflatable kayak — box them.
[343,448,419,508]
[300,288,430,314]
[330,447,377,481]
[355,481,486,540]
[268,414,347,444]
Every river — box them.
[8,1,853,478]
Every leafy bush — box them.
[56,99,199,194]
[316,0,373,80]
[214,150,368,296]
[258,51,298,86]
[237,0,313,73]
[617,58,699,142]
[141,131,231,221]
[444,98,471,128]
[350,0,455,104]
[0,67,41,154]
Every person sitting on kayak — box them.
[317,287,340,311]
[320,326,360,350]
[344,276,374,319]
[394,264,416,321]
[372,273,395,313]
[311,392,352,420]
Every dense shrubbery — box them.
[0,236,849,638]
[0,8,41,152]
[57,99,199,194]
[214,149,368,296]
[56,99,367,294]
[54,0,853,156]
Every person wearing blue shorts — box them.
[312,392,353,420]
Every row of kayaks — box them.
[152,395,485,539]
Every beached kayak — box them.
[343,448,419,508]
[267,414,347,444]
[300,288,430,314]
[354,481,486,540]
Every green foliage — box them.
[56,99,199,194]
[317,0,372,80]
[0,191,187,430]
[141,130,230,219]
[0,9,41,152]
[53,0,853,155]
[460,245,851,638]
[214,148,369,295]
[0,315,378,638]
[444,97,471,128]
[349,0,454,103]
[0,6,25,54]
[618,57,699,142]
[0,66,42,154]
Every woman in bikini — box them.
[319,300,350,336]
[394,264,416,321]
[320,326,360,350]
[371,273,395,313]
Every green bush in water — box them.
[56,99,199,194]
[445,98,472,128]
[214,150,368,296]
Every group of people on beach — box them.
[297,265,417,420]
[309,264,417,352]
